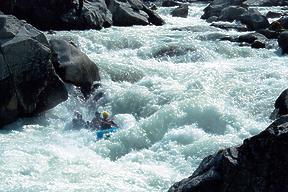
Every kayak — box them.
[96,126,119,140]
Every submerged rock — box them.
[0,15,68,127]
[171,5,189,18]
[169,115,288,192]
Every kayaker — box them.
[72,111,87,129]
[90,111,102,130]
[101,111,118,130]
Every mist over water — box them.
[1,4,288,191]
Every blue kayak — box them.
[96,126,119,140]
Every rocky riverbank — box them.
[0,13,100,127]
[0,0,165,30]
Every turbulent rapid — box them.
[1,4,287,192]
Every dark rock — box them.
[169,115,288,192]
[162,0,183,7]
[278,31,288,54]
[257,29,280,39]
[107,0,165,26]
[278,17,288,29]
[251,40,266,48]
[152,44,196,58]
[201,0,246,20]
[49,39,100,97]
[0,15,67,127]
[171,5,189,18]
[107,0,149,26]
[266,11,284,18]
[206,16,218,23]
[218,6,247,22]
[142,5,165,26]
[270,89,288,119]
[0,0,112,30]
[237,32,267,44]
[220,36,238,42]
[238,8,270,31]
[60,0,113,30]
[211,22,248,32]
[244,0,288,6]
[0,0,164,30]
[270,20,284,32]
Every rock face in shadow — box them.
[169,115,288,192]
[0,0,164,30]
[0,15,68,127]
[49,39,100,97]
[0,0,112,30]
[278,31,288,54]
[270,88,288,119]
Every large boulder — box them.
[238,9,270,31]
[218,6,247,22]
[169,115,288,192]
[171,5,189,18]
[107,0,149,26]
[278,31,288,54]
[201,0,246,20]
[49,39,100,97]
[0,0,112,30]
[0,15,68,127]
[107,0,165,26]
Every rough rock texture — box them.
[278,31,288,54]
[238,8,270,31]
[49,39,100,97]
[0,15,68,127]
[237,32,268,44]
[171,5,189,18]
[257,29,280,39]
[0,0,164,30]
[278,17,288,29]
[237,32,268,49]
[201,0,246,20]
[270,89,288,119]
[169,115,288,192]
[162,0,184,7]
[218,6,247,22]
[0,0,112,30]
[107,0,165,26]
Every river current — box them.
[1,4,287,192]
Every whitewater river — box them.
[1,3,287,192]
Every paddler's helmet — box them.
[102,111,109,119]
